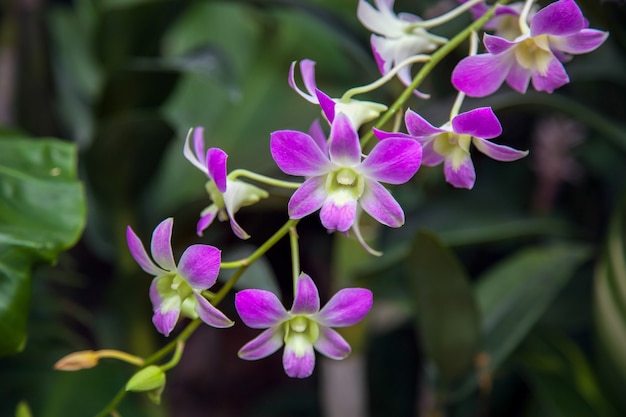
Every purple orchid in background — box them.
[235,273,373,378]
[452,0,608,96]
[126,218,233,336]
[271,113,421,232]
[184,127,268,239]
[289,60,387,129]
[462,0,537,40]
[376,108,527,189]
[357,0,446,95]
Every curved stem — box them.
[360,0,507,148]
[410,0,486,29]
[518,0,534,35]
[228,169,302,189]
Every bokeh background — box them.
[1,0,626,416]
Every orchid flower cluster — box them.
[55,0,607,411]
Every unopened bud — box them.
[54,350,99,371]
[125,365,166,392]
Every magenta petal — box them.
[451,108,502,139]
[531,56,569,93]
[421,140,445,166]
[152,300,180,337]
[239,327,284,360]
[552,29,608,55]
[194,293,234,328]
[452,53,514,97]
[360,180,404,227]
[283,340,316,378]
[235,289,289,328]
[150,218,176,272]
[271,130,331,176]
[320,198,357,232]
[126,226,161,275]
[290,274,320,315]
[444,156,476,189]
[315,88,337,124]
[314,327,352,360]
[361,138,422,184]
[405,109,445,138]
[328,114,361,167]
[196,208,217,237]
[288,176,327,219]
[473,137,529,161]
[530,0,584,37]
[316,288,373,327]
[227,211,251,240]
[178,244,221,290]
[505,62,532,93]
[206,148,228,193]
[299,60,318,97]
[373,128,412,141]
[483,33,517,55]
[183,127,207,172]
[308,119,328,156]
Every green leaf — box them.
[0,136,86,356]
[593,194,626,409]
[407,230,481,383]
[475,243,591,370]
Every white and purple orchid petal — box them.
[421,140,446,166]
[505,61,532,93]
[288,176,327,219]
[150,282,181,337]
[530,56,569,93]
[227,211,251,240]
[444,156,476,189]
[314,327,352,360]
[290,273,321,315]
[357,0,402,37]
[283,336,316,378]
[530,0,584,37]
[183,127,208,172]
[196,208,218,237]
[288,60,318,104]
[178,244,221,290]
[405,110,446,138]
[472,137,529,161]
[126,226,162,276]
[270,130,332,177]
[361,138,422,184]
[238,326,284,360]
[360,179,404,227]
[235,289,289,329]
[315,89,337,123]
[452,52,514,97]
[551,29,608,55]
[328,114,361,167]
[451,108,502,139]
[483,33,517,55]
[153,308,180,337]
[206,148,228,193]
[316,287,373,327]
[194,293,234,328]
[320,198,358,232]
[220,189,251,240]
[308,119,329,156]
[150,218,176,272]
[371,36,387,75]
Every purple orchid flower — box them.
[452,0,608,96]
[270,113,421,232]
[462,1,538,40]
[376,107,527,189]
[184,127,268,239]
[357,0,446,97]
[289,60,387,129]
[126,218,234,336]
[235,273,373,378]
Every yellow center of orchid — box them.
[283,316,320,357]
[433,132,472,171]
[326,167,365,206]
[514,35,552,76]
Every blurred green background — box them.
[1,0,626,416]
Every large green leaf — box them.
[0,136,86,356]
[475,243,591,371]
[407,230,481,383]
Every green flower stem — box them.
[360,0,508,148]
[160,341,185,372]
[340,55,431,103]
[289,225,300,295]
[228,169,302,189]
[410,0,487,29]
[213,218,300,305]
[95,350,145,367]
[220,260,248,269]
